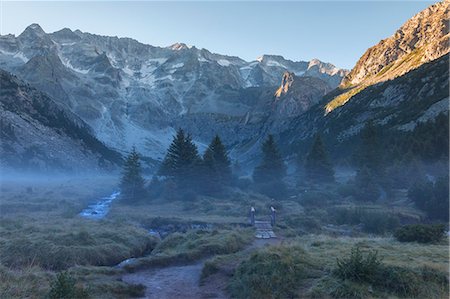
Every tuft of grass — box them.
[334,246,383,282]
[331,245,449,298]
[0,219,158,270]
[0,265,52,298]
[124,229,253,272]
[394,224,446,244]
[229,245,322,299]
[48,271,89,299]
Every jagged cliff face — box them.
[275,0,450,161]
[343,0,449,87]
[274,72,331,118]
[279,54,449,160]
[0,24,346,162]
[325,0,449,114]
[0,70,121,172]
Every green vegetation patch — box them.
[0,219,157,270]
[124,229,253,272]
[329,245,449,298]
[394,224,446,244]
[229,245,322,299]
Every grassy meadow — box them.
[0,176,448,298]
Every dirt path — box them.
[121,238,282,299]
[122,260,213,299]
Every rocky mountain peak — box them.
[51,28,81,42]
[18,23,46,39]
[168,42,191,51]
[325,0,449,114]
[274,71,295,98]
[342,0,449,87]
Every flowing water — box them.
[79,190,120,219]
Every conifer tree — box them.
[253,135,286,183]
[355,121,382,173]
[120,146,146,201]
[159,129,202,193]
[203,135,232,188]
[253,135,286,198]
[305,134,334,183]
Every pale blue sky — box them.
[1,1,433,69]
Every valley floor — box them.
[0,177,448,298]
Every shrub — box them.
[376,265,420,297]
[334,246,383,282]
[333,245,449,297]
[229,246,319,299]
[301,190,334,207]
[330,208,399,234]
[201,260,220,280]
[408,176,449,221]
[361,211,399,234]
[329,279,369,299]
[48,272,89,299]
[394,224,446,243]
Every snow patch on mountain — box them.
[217,59,231,66]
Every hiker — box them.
[270,206,276,226]
[250,206,255,225]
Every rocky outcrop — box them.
[326,0,449,114]
[0,69,121,172]
[273,72,331,118]
[342,0,449,86]
[274,72,295,97]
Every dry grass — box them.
[123,228,254,272]
[227,235,448,298]
[295,235,449,272]
[0,177,156,298]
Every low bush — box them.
[229,245,320,299]
[48,272,89,299]
[376,265,420,297]
[361,211,399,234]
[333,245,449,298]
[334,246,383,282]
[394,224,446,243]
[330,208,399,234]
[201,260,220,280]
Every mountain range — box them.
[0,0,448,172]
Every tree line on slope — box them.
[120,129,335,202]
[119,115,448,223]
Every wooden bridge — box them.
[254,220,276,239]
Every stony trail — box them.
[121,238,281,299]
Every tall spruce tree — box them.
[355,121,382,173]
[203,135,232,193]
[305,134,334,183]
[253,135,286,198]
[120,146,146,201]
[159,129,201,193]
[204,135,232,182]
